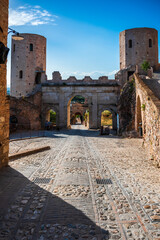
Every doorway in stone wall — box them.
[45,109,57,130]
[67,95,89,129]
[35,72,41,84]
[101,109,113,134]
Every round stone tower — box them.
[11,34,46,97]
[119,28,158,70]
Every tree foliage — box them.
[141,60,150,71]
[50,110,56,124]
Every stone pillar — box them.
[89,95,98,128]
[59,93,66,128]
[0,0,9,168]
[112,112,117,130]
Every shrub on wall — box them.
[141,61,150,71]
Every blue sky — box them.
[7,0,160,86]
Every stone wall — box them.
[49,71,115,84]
[42,80,120,129]
[0,0,9,168]
[134,73,160,167]
[118,78,136,134]
[10,92,42,130]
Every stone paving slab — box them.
[0,125,159,239]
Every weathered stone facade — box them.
[0,0,9,168]
[134,73,160,167]
[118,79,136,134]
[42,72,120,129]
[11,34,46,98]
[10,91,42,130]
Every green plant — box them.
[141,104,145,111]
[141,60,150,71]
[50,110,56,123]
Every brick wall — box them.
[135,73,160,167]
[0,0,9,168]
[10,92,42,130]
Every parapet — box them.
[47,71,117,85]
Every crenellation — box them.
[50,71,116,84]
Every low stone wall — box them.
[0,0,9,168]
[10,92,42,131]
[134,73,160,167]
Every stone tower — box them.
[11,34,46,97]
[120,28,158,70]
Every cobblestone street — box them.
[0,125,160,240]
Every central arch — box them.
[67,95,89,129]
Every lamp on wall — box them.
[8,27,24,41]
[0,27,24,64]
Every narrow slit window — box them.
[13,44,15,52]
[149,39,152,48]
[30,43,33,51]
[19,70,23,79]
[129,39,132,48]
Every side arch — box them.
[98,105,117,130]
[42,104,59,128]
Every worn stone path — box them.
[0,125,160,240]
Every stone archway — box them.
[67,94,91,129]
[101,110,113,129]
[98,106,117,130]
[42,104,59,129]
[71,112,82,125]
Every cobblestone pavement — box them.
[0,125,160,240]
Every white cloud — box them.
[9,5,57,26]
[108,70,119,76]
[34,6,41,9]
[60,70,118,79]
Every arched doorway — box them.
[71,112,83,125]
[67,95,89,128]
[136,96,143,136]
[45,109,57,130]
[101,110,113,129]
[98,107,117,133]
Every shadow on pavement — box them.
[0,166,109,239]
[10,126,118,141]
